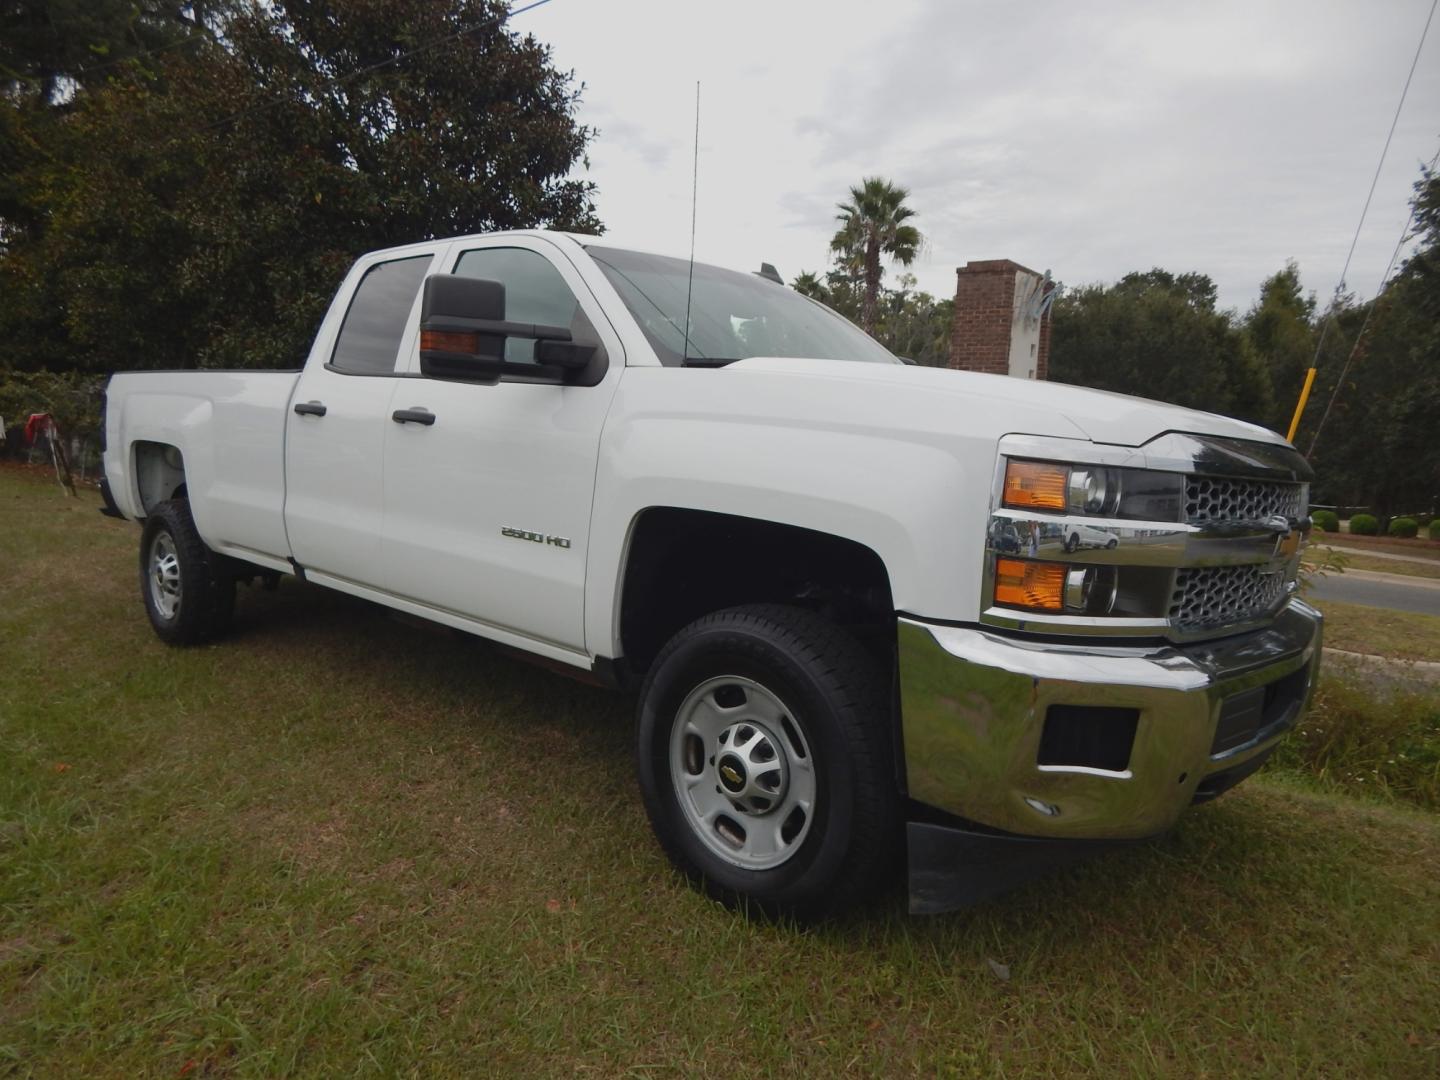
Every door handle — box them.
[392,408,436,426]
[293,401,327,417]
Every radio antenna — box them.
[682,81,700,361]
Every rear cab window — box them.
[330,254,434,374]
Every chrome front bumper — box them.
[897,599,1323,840]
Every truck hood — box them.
[723,356,1287,449]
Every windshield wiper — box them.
[682,356,740,368]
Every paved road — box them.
[1307,568,1440,615]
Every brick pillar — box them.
[949,260,1019,376]
[949,259,1053,380]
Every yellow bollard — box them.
[1287,367,1317,444]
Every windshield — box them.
[587,245,900,366]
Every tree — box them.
[790,270,827,302]
[1244,260,1316,432]
[1049,268,1273,426]
[876,274,952,366]
[0,0,599,374]
[830,177,921,335]
[1300,167,1440,516]
[0,1,223,105]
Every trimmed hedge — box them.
[1311,510,1339,532]
[1349,514,1379,535]
[1388,517,1419,539]
[1430,520,1440,541]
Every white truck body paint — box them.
[103,230,1293,669]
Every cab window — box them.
[330,254,433,374]
[452,247,594,368]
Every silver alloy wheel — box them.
[148,531,182,620]
[669,675,816,870]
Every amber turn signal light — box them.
[420,329,479,354]
[1002,461,1068,511]
[994,557,1067,611]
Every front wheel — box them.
[139,499,235,646]
[635,604,899,919]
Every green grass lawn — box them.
[3,465,1439,1076]
[1311,548,1440,580]
[1322,534,1440,562]
[1313,597,1440,663]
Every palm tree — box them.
[790,270,828,302]
[831,178,922,335]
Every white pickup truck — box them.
[101,230,1321,916]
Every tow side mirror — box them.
[418,273,596,384]
[419,274,507,384]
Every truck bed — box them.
[104,369,301,568]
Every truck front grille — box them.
[1185,476,1306,525]
[1169,565,1289,629]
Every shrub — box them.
[1311,510,1339,532]
[1349,513,1379,535]
[1388,517,1419,539]
[1430,520,1440,541]
[1270,670,1440,810]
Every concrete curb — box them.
[1316,567,1440,589]
[1323,647,1440,681]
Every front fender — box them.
[583,366,1026,657]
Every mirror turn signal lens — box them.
[421,329,480,353]
[1003,461,1069,510]
[994,557,1067,611]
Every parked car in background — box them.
[1065,522,1120,552]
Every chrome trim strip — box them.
[981,580,1299,643]
[988,510,1307,569]
[897,599,1323,839]
[998,431,1313,482]
[1037,764,1134,779]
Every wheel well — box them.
[618,508,896,676]
[133,441,187,514]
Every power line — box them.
[1298,0,1437,423]
[1306,139,1440,457]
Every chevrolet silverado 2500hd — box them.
[101,230,1321,916]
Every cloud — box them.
[533,0,1440,309]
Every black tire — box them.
[1065,533,1078,553]
[139,499,235,646]
[636,604,900,919]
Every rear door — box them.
[380,236,625,656]
[284,245,444,586]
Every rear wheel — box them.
[636,604,899,918]
[139,499,235,646]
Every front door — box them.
[284,247,441,586]
[380,237,624,656]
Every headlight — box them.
[994,558,1117,614]
[1001,459,1175,519]
[1067,468,1112,514]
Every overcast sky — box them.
[527,0,1440,313]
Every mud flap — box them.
[906,819,1140,914]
